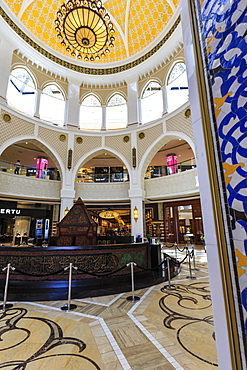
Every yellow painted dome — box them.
[3,0,179,64]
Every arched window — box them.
[80,95,102,130]
[6,67,36,116]
[106,94,127,130]
[141,81,163,124]
[40,84,65,125]
[167,62,189,112]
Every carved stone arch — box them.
[165,59,187,86]
[140,79,162,99]
[80,92,102,106]
[139,132,196,188]
[9,65,37,90]
[41,81,67,100]
[72,147,132,183]
[106,92,127,106]
[0,136,65,183]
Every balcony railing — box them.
[0,159,60,180]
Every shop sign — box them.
[0,208,21,215]
[99,210,119,219]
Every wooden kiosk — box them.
[56,197,97,246]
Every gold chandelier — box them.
[55,0,115,61]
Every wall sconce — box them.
[133,206,138,222]
[132,147,136,168]
[67,148,72,170]
[64,207,69,216]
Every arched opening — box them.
[144,138,196,179]
[106,94,127,130]
[143,138,201,245]
[166,62,189,112]
[40,84,65,125]
[75,151,131,237]
[79,94,102,130]
[141,81,163,124]
[6,67,36,116]
[0,140,61,180]
[76,152,129,183]
[0,139,63,244]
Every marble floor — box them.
[0,245,218,369]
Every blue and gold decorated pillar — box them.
[180,0,247,368]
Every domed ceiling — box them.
[2,0,179,66]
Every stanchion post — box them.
[0,263,15,312]
[185,246,189,263]
[126,262,140,302]
[61,263,78,311]
[174,242,178,259]
[163,257,176,290]
[192,245,199,271]
[186,251,196,280]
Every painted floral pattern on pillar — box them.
[200,0,247,336]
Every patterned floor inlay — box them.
[1,246,217,369]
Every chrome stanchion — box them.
[192,245,199,271]
[126,262,140,302]
[163,256,176,290]
[0,263,15,311]
[185,246,189,263]
[186,251,196,280]
[61,263,78,311]
[174,242,178,259]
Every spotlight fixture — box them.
[55,0,115,61]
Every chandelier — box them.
[55,0,115,61]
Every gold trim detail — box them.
[188,0,242,368]
[138,132,145,139]
[59,134,66,142]
[123,135,130,143]
[2,113,11,122]
[184,108,191,118]
[76,137,83,144]
[0,7,180,75]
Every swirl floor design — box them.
[0,246,217,369]
[0,307,101,370]
[159,282,217,367]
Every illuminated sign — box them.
[99,210,119,219]
[0,209,21,215]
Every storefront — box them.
[145,199,204,244]
[0,200,55,245]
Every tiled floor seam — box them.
[127,312,184,370]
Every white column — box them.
[101,104,106,130]
[161,85,168,115]
[60,188,75,220]
[138,97,142,125]
[66,79,80,128]
[0,37,15,105]
[129,187,145,242]
[126,77,140,126]
[34,88,41,118]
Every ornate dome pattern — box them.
[3,0,179,64]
